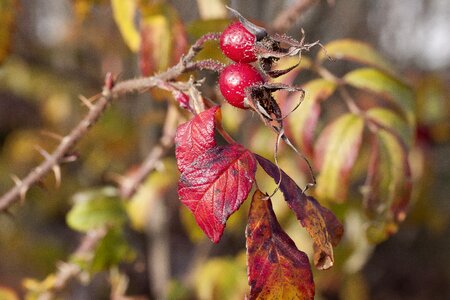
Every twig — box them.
[271,0,321,32]
[0,33,217,212]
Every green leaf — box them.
[317,39,395,76]
[363,130,412,242]
[416,75,449,125]
[67,187,128,232]
[90,229,135,272]
[344,68,415,125]
[366,107,413,148]
[187,19,229,38]
[0,0,16,64]
[286,79,337,156]
[194,255,248,300]
[315,113,365,202]
[70,229,135,273]
[187,19,229,62]
[415,75,450,143]
[111,0,140,52]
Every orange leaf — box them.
[246,190,314,300]
[0,0,16,64]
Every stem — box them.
[338,86,362,115]
[314,65,362,115]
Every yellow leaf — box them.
[196,0,226,19]
[315,114,365,202]
[0,286,19,300]
[127,160,178,231]
[318,39,396,76]
[344,68,415,126]
[111,0,140,52]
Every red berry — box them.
[219,63,264,109]
[220,22,257,63]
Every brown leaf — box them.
[246,190,314,300]
[255,154,343,269]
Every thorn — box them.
[78,95,95,110]
[33,145,62,189]
[40,130,64,141]
[61,152,79,163]
[107,172,136,198]
[34,145,51,160]
[11,175,28,204]
[10,174,22,187]
[52,165,62,189]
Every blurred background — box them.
[0,0,449,299]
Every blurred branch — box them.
[271,0,322,32]
[118,104,180,199]
[0,33,220,212]
[36,227,108,300]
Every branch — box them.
[271,0,321,32]
[0,83,113,212]
[33,227,108,300]
[0,33,218,212]
[117,104,180,199]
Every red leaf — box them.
[178,144,256,243]
[255,154,343,269]
[175,106,220,172]
[247,190,314,300]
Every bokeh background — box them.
[0,0,449,299]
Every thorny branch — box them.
[0,34,216,212]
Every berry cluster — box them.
[219,22,263,109]
[217,17,306,138]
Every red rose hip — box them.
[219,63,264,109]
[220,22,257,63]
